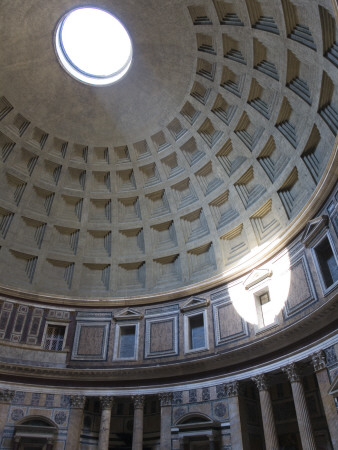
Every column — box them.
[282,363,316,450]
[98,396,114,450]
[13,436,20,450]
[312,351,338,449]
[65,395,86,450]
[208,434,215,450]
[226,381,249,450]
[0,389,14,441]
[252,373,279,450]
[159,392,172,450]
[132,395,145,450]
[46,438,54,450]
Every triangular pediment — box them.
[180,296,209,312]
[301,215,329,247]
[243,268,272,290]
[113,308,143,321]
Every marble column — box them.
[12,436,20,450]
[0,389,14,441]
[312,351,338,449]
[208,434,215,450]
[252,373,279,450]
[226,381,249,450]
[46,438,54,450]
[98,396,114,450]
[159,392,172,450]
[132,395,145,450]
[282,363,316,450]
[65,395,86,450]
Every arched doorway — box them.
[13,416,58,450]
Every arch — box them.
[15,415,58,428]
[175,412,217,427]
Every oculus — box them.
[55,7,132,85]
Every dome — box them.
[0,0,336,305]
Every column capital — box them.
[0,389,15,403]
[132,394,145,409]
[282,362,300,382]
[99,395,114,410]
[252,373,269,391]
[312,350,326,372]
[69,394,86,409]
[226,381,240,397]
[159,392,172,407]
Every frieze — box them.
[189,389,197,403]
[202,387,210,401]
[0,389,15,403]
[216,384,226,399]
[172,391,183,405]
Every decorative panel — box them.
[283,255,317,318]
[145,314,178,358]
[212,291,249,345]
[71,314,111,360]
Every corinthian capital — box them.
[70,395,86,409]
[132,395,145,409]
[252,373,269,391]
[159,392,172,407]
[312,351,326,372]
[100,396,114,410]
[282,363,300,382]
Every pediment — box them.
[243,268,272,290]
[180,296,209,312]
[113,308,143,321]
[301,215,329,247]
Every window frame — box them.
[311,231,338,295]
[113,321,139,361]
[42,321,68,351]
[252,285,279,334]
[183,309,209,354]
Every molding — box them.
[301,215,329,247]
[113,307,143,321]
[243,269,272,290]
[180,296,209,312]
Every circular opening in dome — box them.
[55,7,132,86]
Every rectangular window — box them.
[314,236,338,289]
[255,290,276,329]
[44,325,66,351]
[189,314,205,350]
[118,325,136,359]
